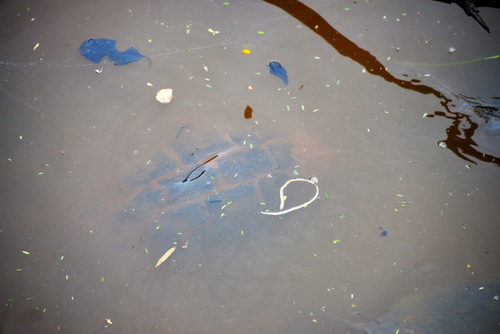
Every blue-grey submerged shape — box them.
[78,38,151,66]
[267,61,288,85]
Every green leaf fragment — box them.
[286,105,290,111]
[22,250,30,255]
[324,193,328,198]
[258,31,264,34]
[38,172,44,175]
[241,230,244,235]
[339,215,345,219]
[146,160,151,165]
[145,248,148,254]
[102,277,104,282]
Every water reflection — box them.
[264,0,500,166]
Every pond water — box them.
[1,0,499,333]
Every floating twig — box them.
[261,178,319,216]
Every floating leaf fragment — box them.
[154,246,176,268]
[22,250,30,255]
[242,45,251,54]
[208,28,219,36]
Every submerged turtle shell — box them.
[119,129,301,252]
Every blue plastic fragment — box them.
[267,61,288,85]
[379,227,388,237]
[78,38,151,66]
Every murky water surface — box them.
[1,0,499,333]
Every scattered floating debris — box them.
[379,227,388,237]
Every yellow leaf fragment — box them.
[33,42,39,51]
[154,246,176,268]
[242,45,251,54]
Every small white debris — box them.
[448,46,456,54]
[156,88,173,104]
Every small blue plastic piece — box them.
[78,38,151,66]
[379,227,388,237]
[267,61,288,85]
